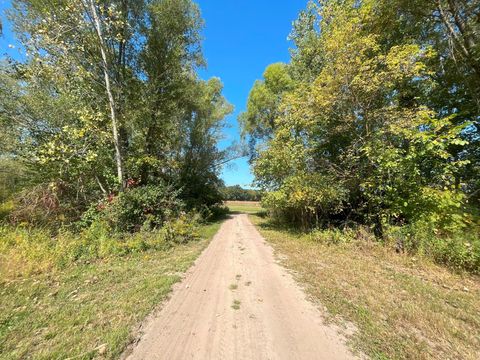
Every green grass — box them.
[229,283,238,290]
[0,220,223,360]
[231,299,241,310]
[226,201,264,215]
[250,214,480,360]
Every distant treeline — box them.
[221,186,262,202]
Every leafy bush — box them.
[0,182,208,277]
[160,213,200,244]
[386,222,480,273]
[262,173,348,228]
[429,235,480,274]
[195,204,230,222]
[412,188,472,233]
[84,184,184,233]
[309,226,375,246]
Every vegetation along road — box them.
[125,213,355,360]
[1,0,479,358]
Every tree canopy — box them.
[0,0,234,222]
[241,0,480,235]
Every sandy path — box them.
[126,214,356,360]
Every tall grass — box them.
[0,216,200,279]
[301,223,480,274]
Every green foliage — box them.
[386,223,480,274]
[160,213,200,244]
[198,203,230,221]
[241,0,480,271]
[0,0,232,225]
[0,158,26,203]
[172,77,234,209]
[239,62,293,157]
[0,221,219,359]
[262,174,348,228]
[89,184,184,233]
[0,214,201,277]
[309,226,375,246]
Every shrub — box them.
[429,235,480,273]
[196,204,229,222]
[404,187,472,234]
[262,173,348,228]
[385,222,480,273]
[160,213,200,245]
[88,184,185,233]
[309,226,375,246]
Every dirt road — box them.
[126,214,356,360]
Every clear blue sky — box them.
[196,0,306,188]
[0,0,307,188]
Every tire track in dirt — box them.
[125,214,357,360]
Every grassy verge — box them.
[250,214,480,360]
[0,221,222,360]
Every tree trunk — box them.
[86,0,126,190]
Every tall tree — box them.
[242,0,478,231]
[84,0,125,188]
[0,0,232,218]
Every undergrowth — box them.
[0,213,200,279]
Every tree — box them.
[242,0,477,233]
[239,62,294,159]
[84,0,125,189]
[221,185,262,201]
[367,0,480,203]
[0,0,233,221]
[175,78,234,208]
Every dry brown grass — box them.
[251,214,480,360]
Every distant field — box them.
[225,201,264,214]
